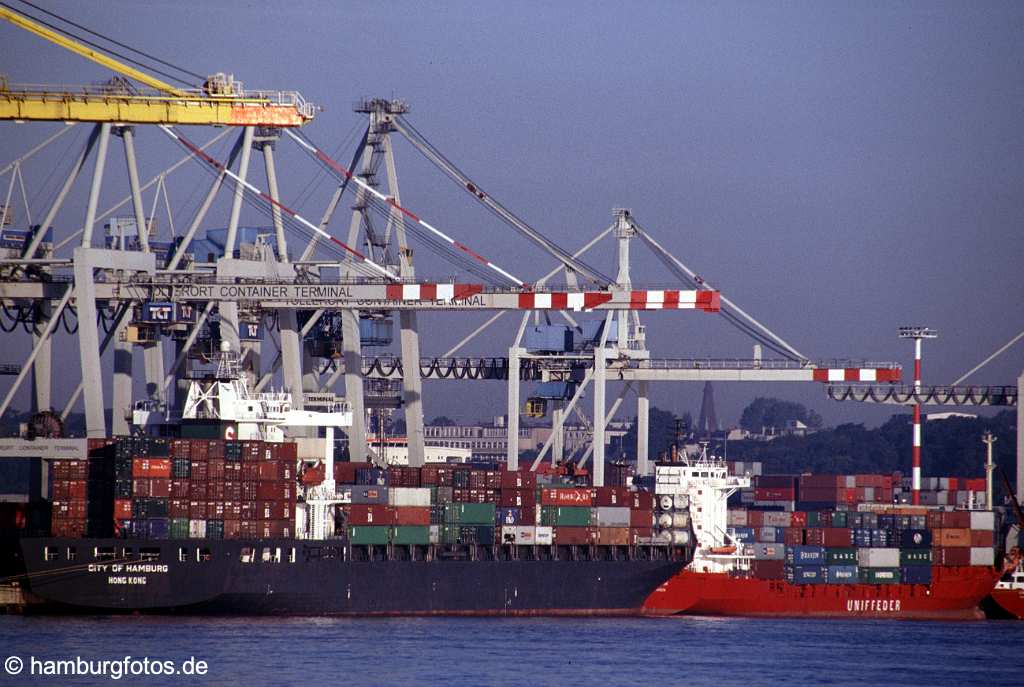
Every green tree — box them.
[740,397,822,432]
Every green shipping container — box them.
[170,517,190,539]
[391,526,430,545]
[806,512,821,528]
[900,549,932,566]
[825,548,857,565]
[859,567,901,584]
[445,502,495,525]
[348,525,390,545]
[831,511,848,528]
[540,506,591,527]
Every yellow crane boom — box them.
[0,6,316,126]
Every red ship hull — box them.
[644,566,1001,620]
[988,589,1024,619]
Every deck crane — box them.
[0,5,316,127]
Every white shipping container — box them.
[969,511,995,530]
[515,526,536,544]
[727,509,749,526]
[857,547,900,568]
[970,547,995,566]
[753,543,786,560]
[429,524,440,544]
[595,506,630,527]
[762,511,791,528]
[844,475,856,488]
[936,491,949,506]
[863,487,875,501]
[389,487,432,507]
[535,526,553,545]
[672,512,690,528]
[189,519,206,538]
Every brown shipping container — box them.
[823,527,853,547]
[933,546,970,566]
[170,439,192,459]
[241,463,260,482]
[171,479,190,499]
[242,482,259,501]
[629,491,654,511]
[348,504,394,526]
[500,470,537,490]
[939,528,971,547]
[970,529,994,547]
[132,478,152,498]
[519,505,538,526]
[225,520,243,538]
[223,501,242,521]
[597,527,629,545]
[190,461,209,482]
[224,481,242,501]
[151,479,171,498]
[393,506,430,526]
[258,460,292,482]
[752,559,786,580]
[554,526,595,545]
[630,509,653,528]
[629,527,654,543]
[208,501,226,519]
[784,527,804,545]
[594,487,631,507]
[804,528,825,546]
[169,499,190,518]
[259,520,291,538]
[207,482,225,501]
[224,462,241,479]
[208,460,226,481]
[190,482,208,500]
[278,442,297,461]
[133,458,172,478]
[241,502,258,520]
[189,501,208,519]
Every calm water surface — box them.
[0,615,1022,686]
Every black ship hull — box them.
[19,538,687,616]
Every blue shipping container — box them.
[826,565,859,584]
[786,545,826,565]
[731,526,755,543]
[901,565,933,585]
[497,507,521,526]
[786,565,827,584]
[899,529,932,549]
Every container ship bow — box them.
[642,448,1010,620]
[10,344,690,616]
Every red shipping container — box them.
[393,506,430,526]
[971,529,994,547]
[804,528,825,546]
[190,481,208,500]
[207,460,226,481]
[207,501,226,519]
[941,511,971,528]
[258,520,290,538]
[755,487,796,501]
[933,546,970,566]
[256,482,292,502]
[170,439,192,459]
[500,470,537,490]
[823,527,853,547]
[258,460,291,482]
[169,499,190,518]
[348,504,393,526]
[629,508,653,528]
[150,478,171,498]
[593,487,631,507]
[132,478,152,498]
[790,512,808,527]
[223,501,241,521]
[800,474,843,489]
[541,488,593,507]
[207,482,225,501]
[171,479,190,499]
[927,511,944,529]
[189,501,208,519]
[747,510,764,527]
[52,499,86,519]
[519,505,537,525]
[133,458,171,478]
[629,491,654,511]
[242,482,259,501]
[241,463,260,482]
[224,462,241,479]
[939,528,971,547]
[224,481,242,501]
[190,461,208,482]
[499,488,536,509]
[256,501,291,520]
[419,465,439,486]
[114,499,133,519]
[51,480,68,500]
[756,475,798,489]
[752,559,786,580]
[277,442,297,461]
[207,441,224,460]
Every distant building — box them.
[926,412,978,421]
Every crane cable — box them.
[286,129,524,287]
[158,125,399,281]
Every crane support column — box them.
[30,304,52,412]
[506,346,521,470]
[341,309,367,460]
[551,401,564,464]
[593,345,607,487]
[637,380,650,474]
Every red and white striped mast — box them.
[899,326,937,505]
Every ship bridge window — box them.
[139,547,161,562]
[66,547,77,561]
[94,546,117,561]
[241,546,255,563]
[262,547,281,563]
[44,546,59,562]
